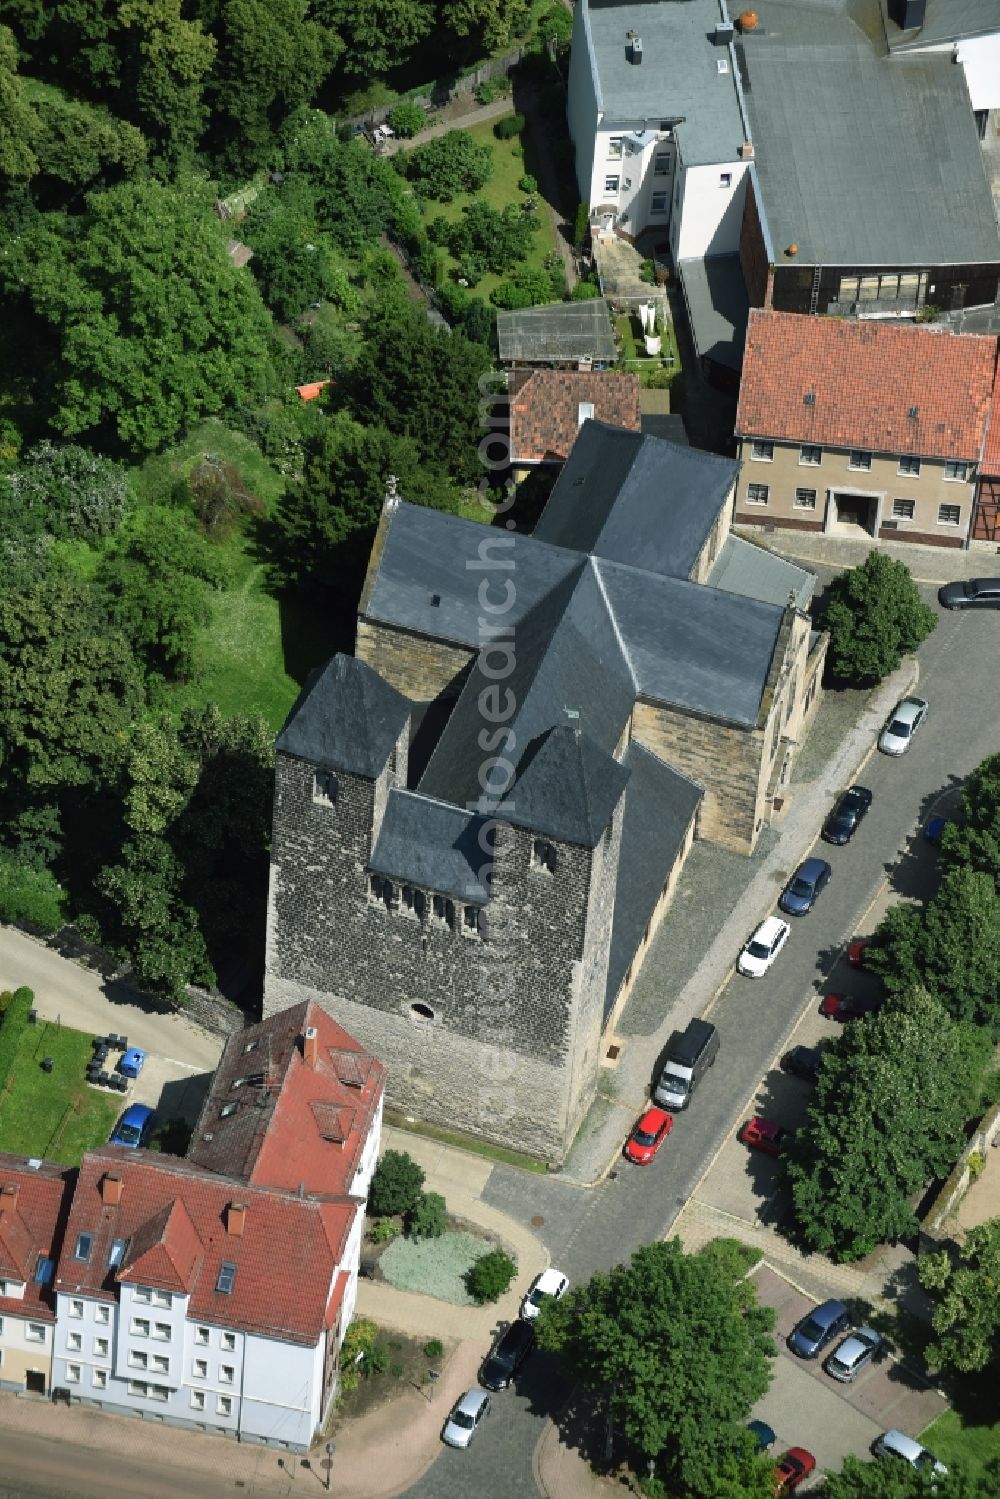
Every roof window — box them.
[74,1233,93,1263]
[216,1262,237,1295]
[108,1238,127,1268]
[220,1101,239,1118]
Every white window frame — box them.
[799,445,822,466]
[129,1350,148,1369]
[897,455,920,477]
[133,1287,152,1304]
[151,1290,171,1309]
[150,1354,169,1375]
[94,1305,110,1326]
[654,153,671,175]
[26,1323,46,1343]
[746,483,769,506]
[92,1368,108,1389]
[69,1299,84,1320]
[66,1331,83,1352]
[793,488,817,510]
[128,1379,148,1398]
[604,175,620,194]
[750,440,773,462]
[217,1395,233,1417]
[193,1358,208,1379]
[65,1362,81,1384]
[220,1332,236,1352]
[152,1322,171,1341]
[650,192,668,215]
[848,450,872,471]
[607,136,623,160]
[219,1364,235,1385]
[943,461,969,482]
[937,503,961,526]
[130,1318,150,1338]
[149,1384,169,1403]
[719,171,732,187]
[94,1337,109,1359]
[191,1389,206,1411]
[892,498,915,519]
[194,1326,210,1346]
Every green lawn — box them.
[922,1405,1000,1481]
[0,1020,121,1165]
[420,118,556,301]
[133,418,286,510]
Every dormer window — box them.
[313,771,337,807]
[531,840,557,873]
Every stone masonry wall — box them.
[355,619,473,705]
[631,704,764,855]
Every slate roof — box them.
[370,791,491,902]
[739,0,1000,266]
[984,360,1000,475]
[0,1157,72,1320]
[605,744,703,1015]
[536,422,738,581]
[677,256,749,375]
[277,656,410,778]
[498,725,631,848]
[496,298,617,365]
[56,1150,353,1345]
[508,370,640,464]
[187,999,385,1196]
[884,0,1000,48]
[582,0,745,165]
[708,536,816,612]
[737,310,998,460]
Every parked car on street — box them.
[878,695,928,756]
[789,1299,851,1359]
[873,1429,947,1475]
[938,577,1000,610]
[820,992,881,1022]
[748,1419,776,1451]
[118,1047,146,1079]
[824,1327,883,1382]
[738,916,791,977]
[442,1388,491,1447]
[520,1268,569,1322]
[781,1045,823,1080]
[624,1105,673,1164]
[774,1448,816,1496]
[847,938,870,968]
[109,1103,157,1149]
[779,857,832,916]
[822,785,873,845]
[739,1117,789,1158]
[480,1321,535,1391]
[924,815,949,842]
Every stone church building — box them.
[263,423,826,1162]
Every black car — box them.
[938,578,1000,610]
[781,1045,822,1081]
[822,785,873,845]
[480,1320,535,1390]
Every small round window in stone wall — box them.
[410,1002,436,1023]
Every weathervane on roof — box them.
[563,707,580,728]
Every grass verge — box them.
[383,1110,549,1172]
[0,1019,121,1165]
[921,1407,1000,1480]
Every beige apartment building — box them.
[735,311,998,549]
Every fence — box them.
[921,1099,1000,1243]
[341,45,526,132]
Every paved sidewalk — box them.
[381,97,513,155]
[749,529,994,586]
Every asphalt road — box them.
[406,592,1000,1497]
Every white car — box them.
[520,1267,569,1321]
[873,1429,947,1475]
[442,1387,491,1448]
[878,695,928,756]
[738,916,790,978]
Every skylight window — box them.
[34,1255,55,1285]
[74,1233,93,1263]
[216,1262,237,1295]
[108,1238,127,1268]
[220,1101,239,1118]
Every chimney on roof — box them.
[739,142,754,160]
[101,1173,123,1207]
[226,1202,246,1237]
[303,1026,319,1068]
[578,402,595,428]
[0,1183,18,1212]
[889,0,926,30]
[626,31,643,65]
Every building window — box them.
[799,445,821,466]
[313,771,337,806]
[69,1300,84,1319]
[194,1327,210,1346]
[216,1263,237,1296]
[607,136,623,159]
[129,1350,148,1369]
[67,1332,82,1352]
[92,1368,107,1389]
[65,1363,81,1384]
[217,1395,233,1417]
[150,1355,169,1375]
[221,1332,236,1352]
[26,1323,46,1343]
[150,1385,169,1402]
[108,1239,127,1269]
[746,484,769,506]
[751,440,773,461]
[944,461,969,482]
[220,1365,235,1385]
[133,1287,151,1304]
[463,905,480,934]
[892,498,915,519]
[33,1254,53,1286]
[401,885,426,918]
[219,1101,238,1119]
[94,1338,109,1359]
[604,175,620,194]
[151,1291,171,1309]
[130,1318,150,1338]
[193,1358,208,1379]
[153,1323,171,1340]
[650,192,668,214]
[793,488,817,510]
[95,1305,110,1326]
[409,1002,435,1022]
[938,503,961,526]
[719,172,732,187]
[191,1390,206,1411]
[897,455,920,477]
[654,153,670,175]
[531,839,557,873]
[74,1233,92,1263]
[128,1380,148,1398]
[848,450,872,470]
[430,893,454,927]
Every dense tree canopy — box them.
[536,1238,776,1497]
[785,989,989,1259]
[822,551,937,683]
[816,1455,1000,1499]
[940,751,1000,882]
[919,1218,1000,1374]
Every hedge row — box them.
[0,986,34,1095]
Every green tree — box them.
[3,441,133,540]
[95,832,216,999]
[940,751,1000,881]
[785,989,989,1259]
[369,1149,424,1216]
[536,1238,775,1494]
[821,551,937,683]
[0,177,275,455]
[816,1454,1000,1499]
[450,200,536,274]
[919,1218,1000,1373]
[117,0,216,171]
[313,0,433,77]
[406,1190,447,1239]
[490,264,553,308]
[866,867,1000,1032]
[0,24,38,185]
[386,101,426,138]
[30,91,147,192]
[403,129,492,200]
[466,1248,517,1303]
[243,181,357,322]
[278,114,404,258]
[441,0,530,51]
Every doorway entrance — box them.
[25,1370,46,1394]
[830,492,879,536]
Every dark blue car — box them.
[109,1103,157,1149]
[779,857,832,916]
[788,1299,851,1359]
[118,1047,146,1079]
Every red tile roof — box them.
[296,380,332,402]
[186,1000,385,1197]
[983,358,1000,476]
[509,370,641,464]
[56,1151,354,1346]
[737,310,998,461]
[0,1156,74,1322]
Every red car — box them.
[624,1106,673,1164]
[775,1447,816,1495]
[847,938,869,968]
[820,992,881,1022]
[739,1116,789,1158]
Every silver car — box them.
[873,1429,947,1475]
[878,696,928,756]
[442,1387,491,1448]
[824,1326,883,1382]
